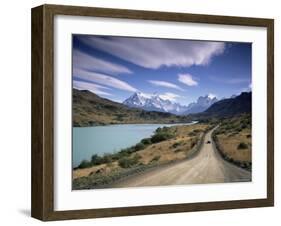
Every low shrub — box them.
[241,124,247,129]
[237,142,248,149]
[100,154,113,164]
[188,131,196,136]
[174,148,183,153]
[228,132,238,137]
[118,155,140,168]
[172,141,181,148]
[141,138,151,145]
[111,148,131,160]
[78,160,92,169]
[151,133,172,143]
[91,153,113,165]
[190,141,197,148]
[134,142,146,151]
[155,127,162,133]
[90,154,101,164]
[150,155,161,162]
[235,126,243,133]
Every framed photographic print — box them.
[31,4,274,221]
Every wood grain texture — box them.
[31,5,44,220]
[31,5,55,220]
[267,19,274,206]
[31,4,274,221]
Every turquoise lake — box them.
[73,122,195,167]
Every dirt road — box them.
[113,127,251,188]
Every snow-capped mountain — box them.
[183,95,219,114]
[123,92,220,115]
[123,92,188,115]
[123,92,148,107]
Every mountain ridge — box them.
[204,92,251,117]
[184,95,218,114]
[73,89,251,126]
[191,92,252,119]
[123,92,188,115]
[73,89,191,126]
[123,92,219,115]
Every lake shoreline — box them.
[73,120,196,128]
[73,123,213,189]
[73,122,198,168]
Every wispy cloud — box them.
[226,78,250,84]
[73,80,112,96]
[159,92,180,102]
[73,68,138,92]
[148,80,183,91]
[209,75,250,84]
[73,49,132,75]
[178,73,198,86]
[78,36,225,69]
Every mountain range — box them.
[73,89,190,127]
[123,92,219,115]
[204,92,251,117]
[184,95,219,114]
[123,92,188,115]
[73,88,251,126]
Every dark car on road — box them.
[206,141,211,144]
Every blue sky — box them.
[72,35,252,105]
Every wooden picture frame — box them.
[31,4,274,221]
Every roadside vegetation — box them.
[212,113,252,171]
[73,123,211,189]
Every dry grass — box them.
[73,162,119,179]
[136,124,208,164]
[216,128,251,162]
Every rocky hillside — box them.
[204,92,251,117]
[73,89,191,127]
